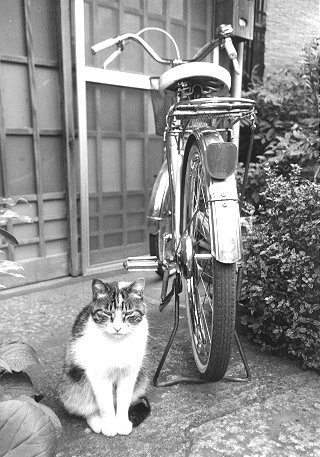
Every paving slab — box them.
[1,270,319,456]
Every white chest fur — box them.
[72,316,148,377]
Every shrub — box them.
[238,37,320,207]
[241,165,320,370]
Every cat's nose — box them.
[114,327,121,333]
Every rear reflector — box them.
[204,142,238,179]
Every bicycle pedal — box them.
[123,256,159,271]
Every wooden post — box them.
[57,0,79,276]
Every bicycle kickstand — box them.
[153,265,251,387]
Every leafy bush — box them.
[241,165,320,370]
[0,197,32,289]
[0,342,62,455]
[238,37,320,208]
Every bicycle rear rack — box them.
[124,257,251,387]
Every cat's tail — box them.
[129,396,151,427]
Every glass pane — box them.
[126,140,144,191]
[103,196,122,212]
[191,0,207,27]
[84,1,93,67]
[88,138,98,194]
[191,29,207,60]
[0,0,26,56]
[86,84,96,131]
[44,220,67,239]
[122,13,143,73]
[96,5,119,69]
[169,0,186,20]
[6,136,36,195]
[90,234,99,251]
[143,20,167,75]
[125,88,143,132]
[13,221,38,241]
[2,63,31,129]
[100,86,121,132]
[14,243,39,261]
[123,0,141,8]
[148,0,164,15]
[46,239,68,255]
[104,215,122,230]
[104,232,123,248]
[40,137,65,193]
[147,93,157,135]
[128,212,144,227]
[43,200,66,219]
[148,138,164,178]
[35,68,61,129]
[171,24,186,60]
[127,194,144,209]
[29,0,57,61]
[128,230,144,244]
[101,139,122,192]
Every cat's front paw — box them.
[100,417,118,437]
[116,418,133,435]
[87,414,102,434]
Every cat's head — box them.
[90,278,146,337]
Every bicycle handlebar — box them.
[91,32,173,65]
[91,25,240,74]
[91,36,123,54]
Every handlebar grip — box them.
[223,37,237,60]
[91,37,120,55]
[223,37,240,75]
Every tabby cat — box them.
[58,277,150,436]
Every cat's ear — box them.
[92,279,111,298]
[129,278,145,297]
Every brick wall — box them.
[264,0,319,75]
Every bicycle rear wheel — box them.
[182,140,236,381]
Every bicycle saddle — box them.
[159,62,231,96]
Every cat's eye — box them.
[125,312,142,324]
[93,310,112,322]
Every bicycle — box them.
[92,24,256,386]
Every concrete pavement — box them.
[1,270,320,456]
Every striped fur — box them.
[58,278,150,436]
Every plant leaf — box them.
[0,399,57,457]
[0,197,29,206]
[0,356,12,373]
[0,342,41,372]
[0,209,32,224]
[17,395,62,438]
[0,228,19,245]
[0,372,43,402]
[33,402,62,437]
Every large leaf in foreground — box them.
[0,342,41,373]
[0,399,57,457]
[0,372,43,402]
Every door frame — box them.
[74,0,152,276]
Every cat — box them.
[58,277,150,436]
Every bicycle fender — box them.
[147,160,169,235]
[209,175,241,263]
[185,130,241,263]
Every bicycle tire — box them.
[182,139,236,381]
